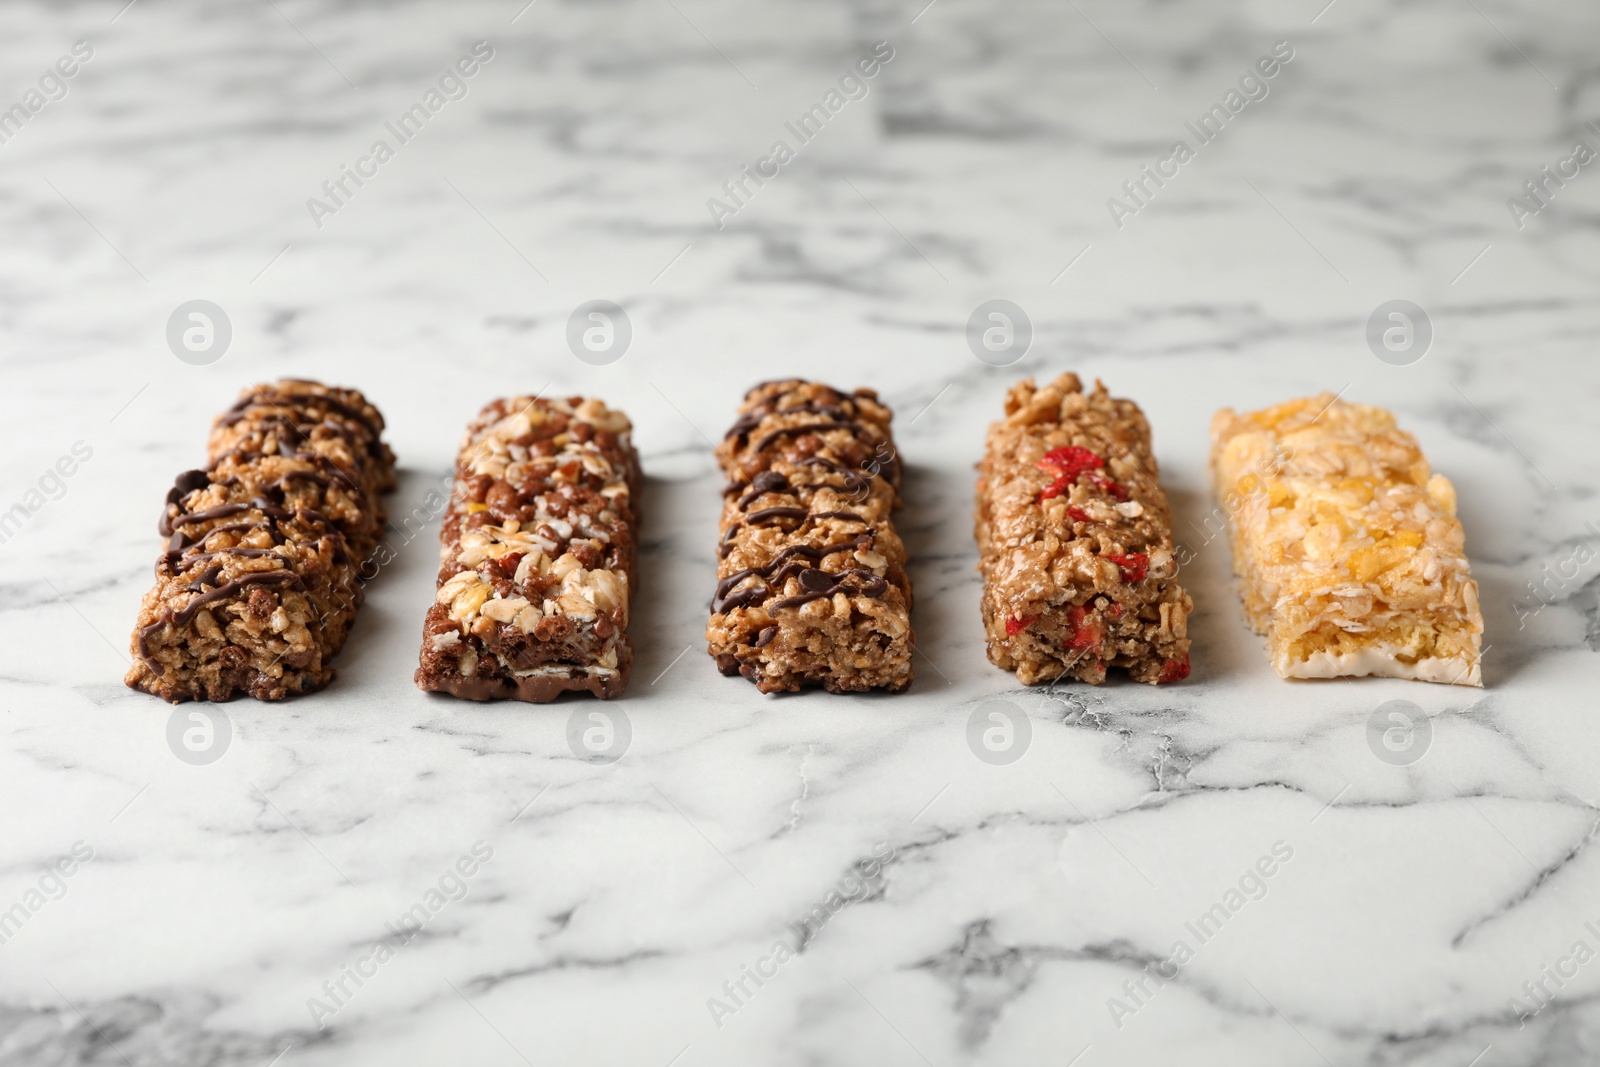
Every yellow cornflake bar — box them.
[1211,394,1483,686]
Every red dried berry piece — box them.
[1104,552,1148,583]
[1065,604,1102,652]
[1039,475,1073,501]
[1087,471,1129,502]
[1158,654,1190,683]
[1037,448,1105,504]
[1066,506,1091,523]
[1006,614,1036,637]
[1039,446,1104,478]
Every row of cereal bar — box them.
[125,375,1484,703]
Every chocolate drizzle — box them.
[724,410,765,444]
[752,421,867,454]
[276,469,332,489]
[221,386,383,439]
[164,469,211,506]
[710,536,875,613]
[737,471,789,510]
[163,520,288,558]
[161,501,281,535]
[768,568,888,610]
[136,569,305,660]
[796,455,868,492]
[185,565,224,592]
[161,546,280,576]
[745,506,809,525]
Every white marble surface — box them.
[3,0,1600,1063]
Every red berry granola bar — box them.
[976,373,1192,685]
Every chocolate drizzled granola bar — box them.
[1212,394,1483,684]
[707,380,913,693]
[414,395,640,702]
[976,373,1192,685]
[125,380,394,702]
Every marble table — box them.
[3,0,1598,1063]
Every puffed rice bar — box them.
[1211,394,1483,685]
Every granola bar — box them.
[1211,394,1483,685]
[125,380,394,702]
[976,373,1192,685]
[414,395,640,702]
[707,380,913,693]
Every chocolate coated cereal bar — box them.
[707,380,913,693]
[414,395,640,702]
[126,380,394,701]
[976,373,1191,685]
[1212,394,1483,684]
